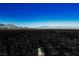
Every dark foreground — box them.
[0,29,79,56]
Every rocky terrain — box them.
[0,29,79,56]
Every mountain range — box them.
[0,23,79,29]
[34,26,79,29]
[0,23,23,29]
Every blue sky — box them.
[0,3,79,27]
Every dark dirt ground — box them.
[0,29,79,56]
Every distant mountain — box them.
[0,23,5,26]
[0,23,79,29]
[36,26,53,29]
[0,23,23,29]
[35,26,79,29]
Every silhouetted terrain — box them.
[0,29,79,56]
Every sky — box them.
[0,3,79,28]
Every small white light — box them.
[37,47,44,56]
